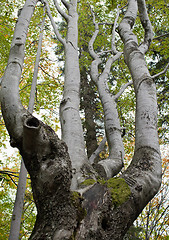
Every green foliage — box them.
[0,0,23,76]
[0,152,36,239]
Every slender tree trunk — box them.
[9,160,27,240]
[80,67,98,158]
[8,5,45,240]
[59,0,94,189]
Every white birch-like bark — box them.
[8,5,45,240]
[89,79,132,165]
[119,0,161,211]
[46,0,91,189]
[8,160,27,240]
[1,0,39,144]
[89,8,124,178]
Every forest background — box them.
[0,0,169,239]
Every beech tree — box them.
[1,0,168,239]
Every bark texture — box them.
[89,9,124,178]
[55,0,95,189]
[80,67,98,159]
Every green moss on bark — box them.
[107,177,131,207]
[71,191,87,221]
[80,179,96,186]
[70,191,87,239]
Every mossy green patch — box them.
[80,178,96,186]
[70,191,87,239]
[71,191,87,221]
[71,191,81,201]
[97,178,106,185]
[107,177,131,207]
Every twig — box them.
[114,81,133,100]
[61,0,69,9]
[152,62,169,79]
[39,65,61,83]
[153,32,169,41]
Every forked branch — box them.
[137,0,154,54]
[89,5,125,178]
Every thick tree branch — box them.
[1,0,38,145]
[59,0,93,190]
[118,0,138,45]
[88,7,100,59]
[102,52,122,79]
[9,8,47,240]
[118,0,161,225]
[89,6,125,179]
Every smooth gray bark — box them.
[46,0,94,189]
[119,0,161,217]
[8,160,27,240]
[89,8,125,178]
[8,4,45,240]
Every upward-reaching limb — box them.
[89,7,124,178]
[9,9,46,240]
[118,0,161,218]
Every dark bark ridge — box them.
[19,115,76,239]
